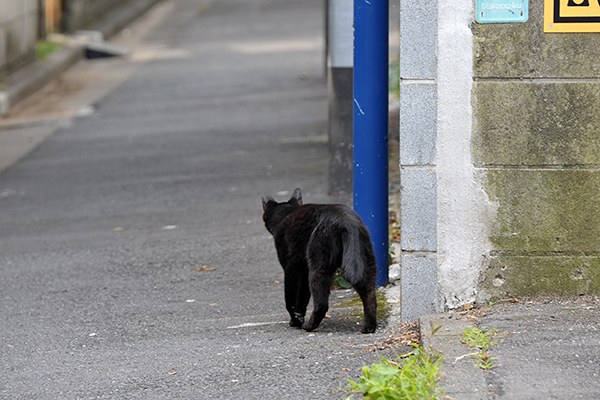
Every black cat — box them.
[262,188,377,334]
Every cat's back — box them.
[280,203,322,230]
[288,203,360,228]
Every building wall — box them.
[400,0,491,320]
[62,0,127,32]
[0,0,38,77]
[0,0,162,78]
[399,0,600,320]
[473,1,600,298]
[61,0,164,42]
[436,1,492,310]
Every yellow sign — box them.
[545,0,600,32]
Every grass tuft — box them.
[461,326,497,370]
[346,345,445,400]
[36,40,60,60]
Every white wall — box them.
[0,0,38,76]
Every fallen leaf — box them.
[167,371,177,376]
[194,266,216,272]
[370,321,420,351]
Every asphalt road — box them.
[0,1,403,399]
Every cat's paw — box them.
[301,321,318,332]
[361,323,377,334]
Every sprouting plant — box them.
[429,320,443,337]
[332,271,352,289]
[346,345,445,400]
[461,326,497,370]
[475,351,496,370]
[388,245,396,265]
[36,40,60,60]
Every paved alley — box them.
[0,1,403,399]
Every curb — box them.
[420,313,490,399]
[0,0,164,117]
[0,46,83,117]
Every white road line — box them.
[226,321,287,329]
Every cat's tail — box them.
[340,213,375,287]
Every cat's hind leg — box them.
[355,283,377,333]
[302,270,333,332]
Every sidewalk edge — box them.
[420,313,490,400]
[0,46,83,117]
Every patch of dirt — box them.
[370,321,420,351]
[7,77,85,120]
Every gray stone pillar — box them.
[327,0,353,196]
[398,1,440,321]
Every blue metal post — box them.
[354,0,389,287]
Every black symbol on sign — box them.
[566,0,600,6]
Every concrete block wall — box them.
[400,0,489,320]
[398,1,440,321]
[0,0,38,77]
[398,0,600,321]
[473,1,600,298]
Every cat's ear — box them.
[262,196,275,211]
[290,188,303,205]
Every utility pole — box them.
[354,0,389,287]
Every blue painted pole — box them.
[353,0,389,287]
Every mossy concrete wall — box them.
[473,1,600,298]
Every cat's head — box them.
[261,188,303,233]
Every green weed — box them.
[36,40,60,60]
[461,326,497,370]
[332,271,353,290]
[346,345,445,400]
[388,245,396,265]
